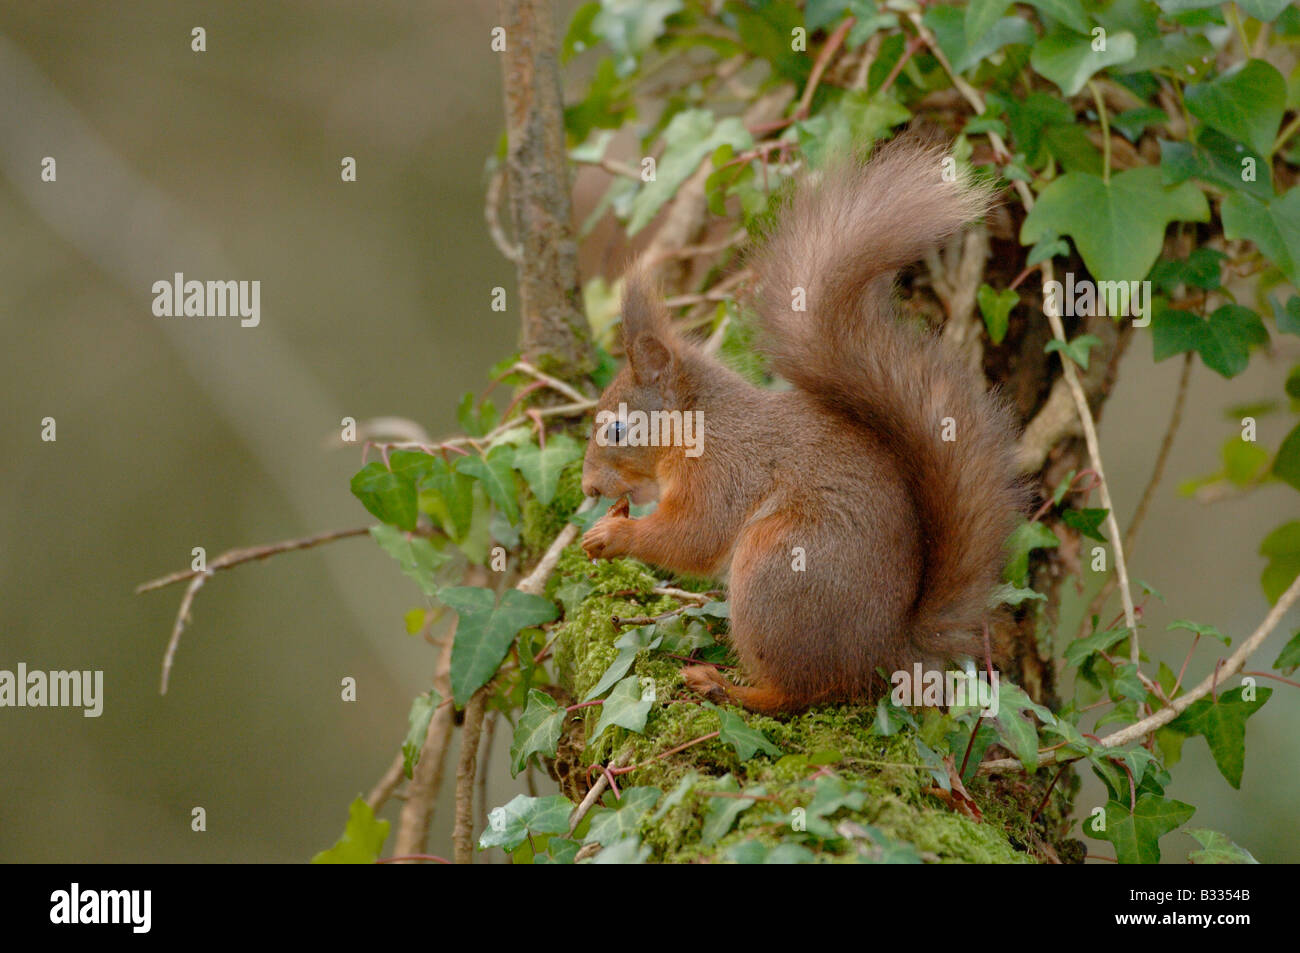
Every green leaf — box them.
[1185,59,1287,158]
[1061,506,1108,541]
[351,462,418,531]
[1272,422,1300,491]
[1022,0,1091,34]
[1044,333,1102,371]
[977,284,1017,344]
[402,689,442,779]
[419,457,475,541]
[369,525,449,597]
[1166,619,1230,646]
[583,786,661,846]
[1003,519,1060,587]
[590,675,654,741]
[1186,829,1260,864]
[1222,188,1300,286]
[441,587,559,705]
[512,434,584,505]
[1064,623,1130,667]
[479,794,574,852]
[1272,630,1300,675]
[964,0,1009,48]
[1152,305,1268,378]
[1272,295,1300,336]
[582,624,661,701]
[455,446,520,524]
[652,771,698,820]
[710,704,782,760]
[1261,521,1300,604]
[554,577,595,616]
[510,690,566,776]
[1170,686,1272,788]
[311,797,390,864]
[1159,131,1273,202]
[700,776,762,845]
[627,110,752,235]
[1030,29,1137,97]
[1022,167,1210,284]
[1235,0,1292,20]
[588,835,651,863]
[1147,247,1225,294]
[1092,794,1195,864]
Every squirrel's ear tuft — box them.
[620,264,674,384]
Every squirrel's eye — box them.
[606,420,626,445]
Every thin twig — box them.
[980,573,1300,772]
[366,750,407,812]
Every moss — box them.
[540,504,1077,864]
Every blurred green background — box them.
[0,0,1296,863]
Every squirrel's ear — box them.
[628,332,673,384]
[620,266,674,385]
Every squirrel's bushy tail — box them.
[748,134,1023,660]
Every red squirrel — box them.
[580,135,1025,714]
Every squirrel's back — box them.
[747,134,1024,663]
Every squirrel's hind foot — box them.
[681,664,808,715]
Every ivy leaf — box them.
[1021,167,1210,284]
[1271,295,1300,336]
[1166,619,1230,646]
[554,577,595,616]
[1147,248,1226,294]
[708,703,782,760]
[977,284,1017,344]
[1022,0,1091,34]
[963,0,1010,49]
[590,675,654,741]
[988,581,1048,606]
[351,462,418,531]
[1260,521,1300,604]
[1061,506,1108,541]
[478,794,574,852]
[582,786,661,846]
[627,110,752,235]
[419,457,475,541]
[1003,519,1060,587]
[1170,686,1272,788]
[1064,623,1131,667]
[1159,131,1273,203]
[1044,333,1102,371]
[1185,59,1286,159]
[1092,794,1195,864]
[700,776,762,845]
[1030,29,1137,97]
[1273,630,1300,675]
[512,434,584,505]
[440,586,559,705]
[311,797,390,864]
[1272,422,1300,491]
[652,771,698,821]
[402,689,442,779]
[1186,829,1260,864]
[1152,305,1268,378]
[1222,188,1300,286]
[369,525,449,597]
[455,446,520,524]
[510,690,566,776]
[583,624,661,701]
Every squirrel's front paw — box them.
[582,515,631,561]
